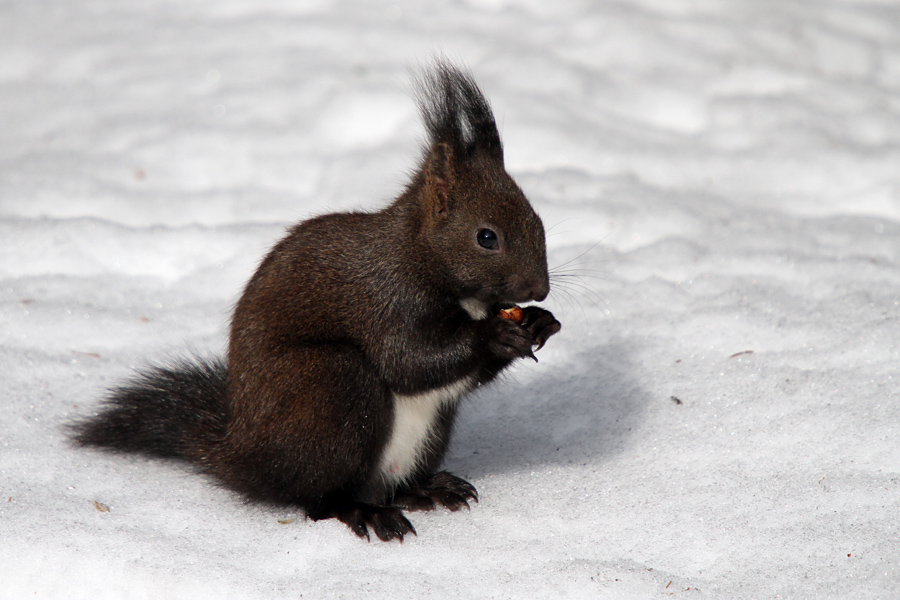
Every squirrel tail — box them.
[71,358,229,462]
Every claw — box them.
[393,471,479,513]
[525,309,561,353]
[333,503,415,542]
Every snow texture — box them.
[2,1,900,598]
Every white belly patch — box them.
[377,376,475,488]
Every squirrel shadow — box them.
[449,337,646,478]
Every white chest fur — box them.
[377,376,474,488]
[459,297,489,320]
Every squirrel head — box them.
[410,61,549,306]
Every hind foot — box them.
[313,502,416,542]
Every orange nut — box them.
[498,306,524,324]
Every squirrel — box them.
[72,60,561,542]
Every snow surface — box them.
[2,0,900,598]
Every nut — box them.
[498,306,524,323]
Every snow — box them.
[2,0,899,598]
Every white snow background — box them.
[2,0,899,598]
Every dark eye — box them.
[476,228,499,250]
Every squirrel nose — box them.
[526,278,549,302]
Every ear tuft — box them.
[425,142,455,216]
[414,60,504,163]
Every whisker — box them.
[545,218,585,236]
[550,270,608,282]
[549,277,612,321]
[549,287,586,321]
[549,238,609,272]
[544,233,617,324]
[545,283,581,316]
[552,279,608,307]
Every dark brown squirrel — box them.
[72,61,561,542]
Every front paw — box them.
[520,306,561,350]
[393,471,478,512]
[485,315,537,361]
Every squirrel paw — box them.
[520,306,561,350]
[331,503,416,542]
[486,315,539,361]
[393,471,478,512]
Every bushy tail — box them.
[71,358,229,461]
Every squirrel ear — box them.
[424,142,456,217]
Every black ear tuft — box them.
[414,60,504,163]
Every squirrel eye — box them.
[476,228,499,250]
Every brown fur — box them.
[72,60,561,542]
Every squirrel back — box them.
[72,60,561,542]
